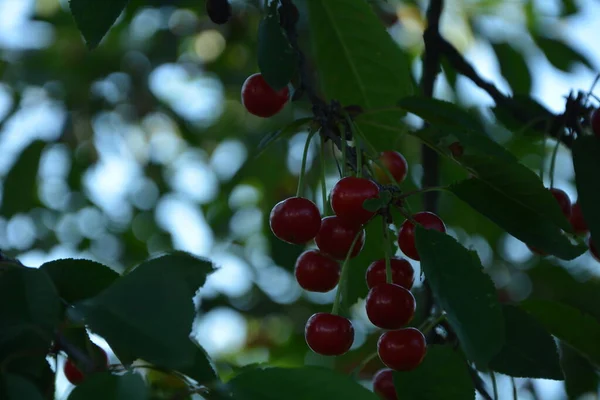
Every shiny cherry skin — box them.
[269,197,321,245]
[330,177,380,226]
[591,109,600,138]
[372,369,397,400]
[366,257,414,290]
[373,151,408,185]
[241,73,289,118]
[64,349,108,385]
[398,212,446,261]
[570,202,589,234]
[305,313,354,356]
[294,250,340,292]
[590,238,600,262]
[315,216,365,260]
[366,283,415,329]
[377,328,426,371]
[549,188,572,218]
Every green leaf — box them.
[361,192,391,213]
[226,366,379,400]
[535,36,594,72]
[520,299,600,365]
[177,338,218,384]
[573,136,600,251]
[2,374,45,400]
[75,252,215,369]
[559,342,599,399]
[0,332,53,394]
[492,95,555,137]
[450,178,585,259]
[0,264,60,346]
[492,43,531,94]
[398,96,481,130]
[40,259,119,303]
[306,0,413,151]
[256,117,312,158]
[392,346,475,400]
[257,2,298,91]
[69,0,129,49]
[68,372,149,400]
[1,141,44,217]
[490,305,562,379]
[560,0,579,16]
[415,227,504,366]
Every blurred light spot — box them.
[169,152,219,204]
[506,271,532,302]
[77,207,106,239]
[210,140,247,181]
[40,144,70,178]
[132,212,156,242]
[39,178,70,210]
[148,130,183,165]
[287,132,316,176]
[204,253,253,297]
[499,234,533,264]
[91,234,123,263]
[229,184,261,209]
[193,307,247,357]
[256,266,301,304]
[130,7,162,42]
[229,207,262,238]
[55,214,82,245]
[168,9,198,36]
[7,214,36,250]
[129,178,160,210]
[304,289,335,305]
[194,30,226,63]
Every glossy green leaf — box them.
[398,96,481,130]
[75,252,215,369]
[68,372,149,400]
[492,43,531,94]
[490,305,562,379]
[415,227,504,366]
[226,366,379,400]
[69,0,129,49]
[177,338,218,384]
[256,117,312,158]
[450,178,584,259]
[536,36,594,72]
[1,141,44,217]
[306,0,413,151]
[520,299,600,365]
[257,2,298,91]
[573,136,600,250]
[40,259,119,304]
[393,346,475,400]
[492,95,555,137]
[559,342,599,399]
[2,374,45,400]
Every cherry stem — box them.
[342,112,363,177]
[341,130,347,177]
[511,377,518,400]
[319,134,328,214]
[548,137,561,189]
[490,372,498,400]
[417,313,446,335]
[296,129,317,198]
[382,218,393,284]
[399,186,448,200]
[350,351,378,378]
[331,229,364,315]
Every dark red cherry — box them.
[241,73,289,118]
[294,250,340,292]
[315,216,365,260]
[397,212,446,261]
[372,369,397,400]
[330,177,380,225]
[269,197,321,244]
[377,328,426,371]
[570,202,589,234]
[549,188,572,218]
[365,257,414,290]
[365,283,415,329]
[304,313,354,356]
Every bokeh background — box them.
[1,0,599,398]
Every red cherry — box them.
[377,328,426,371]
[570,202,589,234]
[527,244,547,256]
[330,177,380,225]
[315,216,365,260]
[373,151,408,185]
[365,283,415,329]
[63,349,108,385]
[590,238,600,262]
[241,73,289,118]
[304,313,354,356]
[366,257,414,290]
[269,197,321,245]
[294,250,340,292]
[591,109,600,138]
[549,188,572,218]
[372,369,397,400]
[448,142,464,158]
[397,212,446,261]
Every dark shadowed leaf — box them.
[226,367,379,400]
[398,96,481,130]
[69,0,129,49]
[177,338,218,384]
[393,346,475,400]
[40,259,119,304]
[520,299,600,365]
[68,372,149,400]
[0,140,44,217]
[559,342,599,399]
[572,136,600,252]
[415,227,504,366]
[2,374,45,400]
[490,305,562,379]
[492,95,555,137]
[492,43,531,94]
[535,36,594,72]
[307,0,413,151]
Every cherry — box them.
[241,73,289,118]
[64,349,108,385]
[590,238,600,262]
[570,202,589,234]
[315,216,365,260]
[330,177,380,226]
[549,188,572,218]
[397,212,446,261]
[269,197,321,245]
[294,250,340,292]
[377,328,426,371]
[591,109,600,138]
[304,313,354,356]
[373,151,408,185]
[366,283,415,329]
[449,142,464,158]
[366,257,414,290]
[372,369,397,400]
